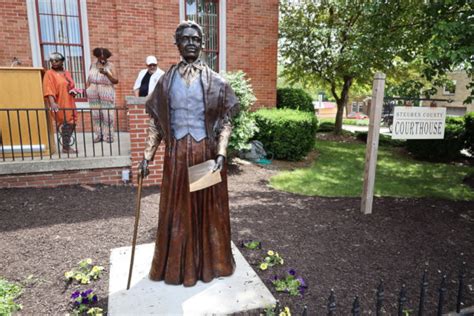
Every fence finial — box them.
[437,274,447,316]
[351,296,360,316]
[418,270,428,316]
[398,284,407,316]
[327,289,336,315]
[376,280,384,316]
[457,262,466,313]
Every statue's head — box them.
[175,21,203,63]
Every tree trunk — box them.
[333,76,353,135]
[334,101,345,134]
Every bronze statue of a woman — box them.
[139,21,239,287]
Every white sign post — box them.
[361,72,385,215]
[392,107,446,139]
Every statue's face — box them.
[177,27,202,63]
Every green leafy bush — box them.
[464,112,474,155]
[277,87,314,113]
[405,117,465,162]
[224,71,259,154]
[355,132,405,147]
[0,277,22,315]
[253,108,318,161]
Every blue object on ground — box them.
[256,158,272,165]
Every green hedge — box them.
[318,121,335,132]
[464,112,474,155]
[276,87,314,113]
[405,117,465,162]
[355,132,405,147]
[253,108,318,161]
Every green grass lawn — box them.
[270,140,474,200]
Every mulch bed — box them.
[1,159,473,315]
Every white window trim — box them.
[26,0,91,108]
[179,0,226,72]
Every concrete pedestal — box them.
[108,242,276,315]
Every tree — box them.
[279,0,472,133]
[415,1,473,103]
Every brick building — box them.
[0,0,278,188]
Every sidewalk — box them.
[342,124,391,135]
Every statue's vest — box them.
[169,74,207,141]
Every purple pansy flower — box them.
[297,276,307,287]
[82,297,89,305]
[92,294,98,303]
[70,291,80,299]
[83,289,93,296]
[299,286,306,295]
[288,269,296,276]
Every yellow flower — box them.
[284,306,291,316]
[267,250,275,256]
[81,276,89,284]
[280,258,284,264]
[85,258,93,265]
[74,274,82,281]
[92,266,103,273]
[279,313,286,316]
[259,263,268,270]
[64,271,74,279]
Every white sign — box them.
[392,106,446,139]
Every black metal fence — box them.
[272,263,470,315]
[0,107,128,161]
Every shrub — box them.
[464,112,474,155]
[355,132,405,147]
[405,117,465,162]
[223,71,259,154]
[318,121,335,132]
[277,87,314,113]
[253,108,318,161]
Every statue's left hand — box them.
[212,155,225,173]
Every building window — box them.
[35,0,87,100]
[443,80,456,95]
[185,0,219,71]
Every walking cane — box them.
[127,173,143,290]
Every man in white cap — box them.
[133,55,164,97]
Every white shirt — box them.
[133,68,164,96]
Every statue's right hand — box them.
[138,159,150,178]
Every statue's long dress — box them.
[148,134,235,286]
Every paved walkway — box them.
[342,124,391,135]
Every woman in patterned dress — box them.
[86,47,119,143]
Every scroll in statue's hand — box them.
[212,155,224,173]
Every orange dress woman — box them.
[43,52,79,153]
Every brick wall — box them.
[227,0,279,109]
[0,167,125,188]
[127,100,164,186]
[0,1,32,67]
